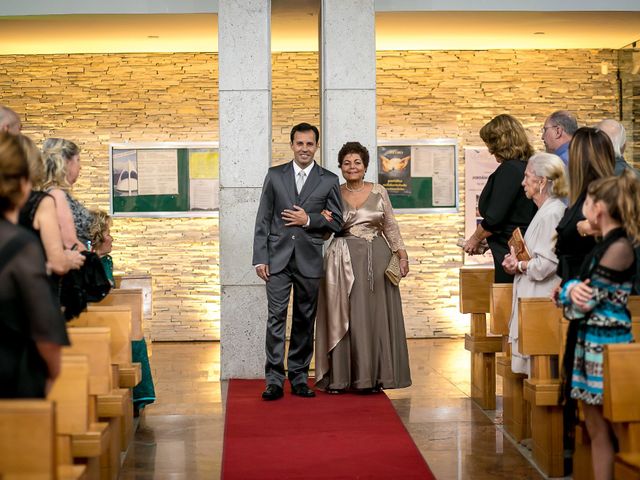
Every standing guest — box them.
[41,138,93,250]
[464,114,537,283]
[0,105,21,135]
[557,170,639,480]
[253,123,343,401]
[17,134,84,277]
[0,132,69,398]
[315,142,411,393]
[542,110,578,167]
[555,128,615,285]
[553,126,616,465]
[501,153,567,375]
[90,210,156,414]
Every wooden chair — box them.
[460,266,501,410]
[519,297,565,477]
[98,288,145,341]
[0,399,86,480]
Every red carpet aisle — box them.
[222,379,436,479]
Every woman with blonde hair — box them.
[41,138,93,250]
[558,169,639,480]
[18,134,84,276]
[0,132,69,397]
[464,114,537,282]
[501,152,568,375]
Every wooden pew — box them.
[604,343,640,480]
[0,399,86,480]
[61,329,117,479]
[98,288,144,341]
[47,354,104,479]
[519,297,565,478]
[68,310,138,456]
[491,283,531,442]
[460,266,502,410]
[71,306,142,389]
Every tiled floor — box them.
[120,339,546,479]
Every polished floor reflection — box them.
[120,339,545,479]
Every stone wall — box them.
[0,49,619,339]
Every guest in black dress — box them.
[464,114,537,283]
[555,127,616,285]
[553,127,615,462]
[0,132,69,398]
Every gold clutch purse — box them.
[385,252,402,286]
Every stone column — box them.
[219,0,271,379]
[320,0,377,180]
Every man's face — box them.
[291,130,318,168]
[541,117,561,153]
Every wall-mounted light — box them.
[601,62,609,75]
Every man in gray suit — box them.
[253,123,343,400]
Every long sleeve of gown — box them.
[379,185,405,252]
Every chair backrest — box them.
[72,305,133,365]
[65,327,113,395]
[459,266,494,314]
[98,288,144,340]
[490,283,513,335]
[47,354,90,435]
[603,343,640,423]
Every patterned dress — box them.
[559,228,636,405]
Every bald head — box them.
[596,119,626,157]
[0,106,21,135]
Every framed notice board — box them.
[109,142,219,218]
[377,139,458,214]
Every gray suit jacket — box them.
[253,161,343,278]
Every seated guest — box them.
[90,209,156,414]
[18,134,84,276]
[41,138,93,250]
[0,132,69,398]
[464,114,537,283]
[502,153,567,375]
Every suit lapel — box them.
[281,161,297,206]
[298,162,322,205]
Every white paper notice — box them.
[190,179,219,211]
[431,146,455,206]
[463,146,497,265]
[137,149,179,195]
[411,146,434,177]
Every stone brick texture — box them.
[0,49,620,340]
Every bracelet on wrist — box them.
[399,259,409,263]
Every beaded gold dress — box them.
[315,184,412,390]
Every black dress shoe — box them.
[291,383,316,398]
[262,384,284,401]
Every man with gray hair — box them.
[596,118,638,176]
[541,110,578,166]
[0,106,21,135]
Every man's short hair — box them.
[290,123,319,144]
[549,110,578,136]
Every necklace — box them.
[345,181,365,193]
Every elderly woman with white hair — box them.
[501,152,568,375]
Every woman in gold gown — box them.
[315,142,412,393]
